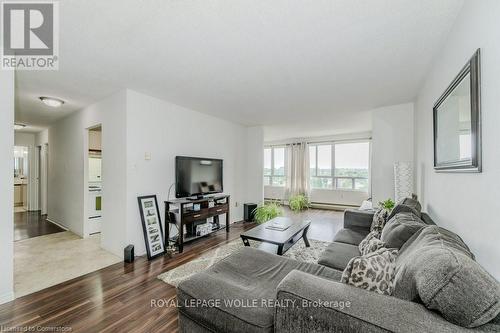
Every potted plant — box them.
[253,201,284,224]
[378,198,395,212]
[288,194,310,213]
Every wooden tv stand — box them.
[164,195,230,253]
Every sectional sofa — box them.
[176,199,500,332]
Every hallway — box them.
[14,211,65,241]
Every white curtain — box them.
[285,142,310,198]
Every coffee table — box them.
[240,217,311,255]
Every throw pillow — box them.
[360,237,386,256]
[387,197,422,221]
[341,247,398,295]
[370,208,389,233]
[380,212,425,249]
[359,230,384,255]
[393,226,500,328]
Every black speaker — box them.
[244,203,257,222]
[124,245,134,263]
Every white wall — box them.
[245,127,264,204]
[35,129,48,146]
[35,129,49,214]
[48,91,127,256]
[14,132,38,210]
[414,0,500,279]
[371,103,414,205]
[125,90,256,255]
[0,70,15,304]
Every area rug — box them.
[157,238,330,287]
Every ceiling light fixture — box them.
[39,96,65,108]
[14,123,27,130]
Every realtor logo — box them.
[1,1,59,70]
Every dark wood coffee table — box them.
[240,217,311,255]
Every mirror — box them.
[433,49,481,172]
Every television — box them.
[175,156,223,198]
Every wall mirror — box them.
[433,49,481,172]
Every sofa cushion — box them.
[394,226,500,328]
[318,242,360,271]
[333,228,369,246]
[380,212,426,249]
[177,247,342,333]
[387,197,422,221]
[341,247,398,295]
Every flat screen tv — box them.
[175,156,223,198]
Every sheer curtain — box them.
[285,142,310,198]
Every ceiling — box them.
[15,0,464,139]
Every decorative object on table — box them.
[394,162,413,202]
[433,49,481,172]
[138,195,165,260]
[265,216,293,231]
[252,201,284,224]
[288,194,310,213]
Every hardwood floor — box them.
[1,209,344,332]
[14,211,65,241]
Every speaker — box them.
[124,244,134,263]
[244,203,257,222]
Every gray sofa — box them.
[177,203,500,333]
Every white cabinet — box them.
[89,157,102,182]
[89,130,102,151]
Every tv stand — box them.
[164,195,230,253]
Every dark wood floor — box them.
[1,209,343,332]
[14,211,66,241]
[1,222,256,332]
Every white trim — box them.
[264,131,372,146]
[46,217,69,231]
[0,291,15,305]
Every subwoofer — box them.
[244,203,257,222]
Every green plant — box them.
[288,194,310,213]
[379,198,395,211]
[253,201,284,224]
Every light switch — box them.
[145,152,151,160]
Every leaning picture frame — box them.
[138,195,165,260]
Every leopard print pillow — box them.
[360,237,386,256]
[341,247,398,295]
[370,208,390,233]
[358,231,381,255]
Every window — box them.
[310,141,370,191]
[310,145,333,189]
[264,147,286,186]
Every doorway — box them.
[87,126,102,235]
[13,146,29,213]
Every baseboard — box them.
[310,202,357,211]
[0,291,15,305]
[46,217,69,231]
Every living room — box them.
[0,0,499,332]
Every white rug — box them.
[15,231,121,297]
[157,238,330,287]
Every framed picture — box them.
[433,49,481,172]
[138,195,165,260]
